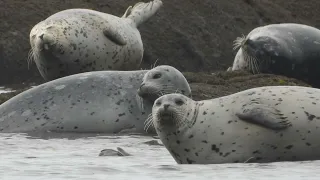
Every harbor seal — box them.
[151,86,320,164]
[0,65,190,134]
[230,23,320,87]
[29,0,163,81]
[137,65,192,132]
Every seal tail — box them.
[125,0,163,27]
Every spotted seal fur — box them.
[29,0,163,81]
[0,65,190,134]
[150,86,320,164]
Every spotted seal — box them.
[150,86,320,164]
[0,65,190,134]
[29,0,163,81]
[230,23,320,87]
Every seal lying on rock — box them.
[150,86,320,164]
[0,65,190,134]
[29,0,163,81]
[230,23,320,87]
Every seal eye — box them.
[153,73,162,79]
[155,100,162,106]
[175,99,184,106]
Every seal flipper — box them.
[103,28,127,46]
[236,104,292,130]
[122,6,133,18]
[117,147,132,156]
[126,0,163,27]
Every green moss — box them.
[278,79,286,84]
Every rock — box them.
[99,147,132,156]
[1,0,320,85]
[143,140,164,146]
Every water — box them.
[1,133,320,180]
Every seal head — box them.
[233,34,283,74]
[137,65,191,102]
[152,93,198,133]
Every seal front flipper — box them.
[103,27,127,46]
[236,104,292,130]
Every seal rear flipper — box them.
[236,104,292,130]
[103,28,127,46]
[117,147,132,156]
[122,6,133,18]
[126,0,163,27]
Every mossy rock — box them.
[183,70,312,101]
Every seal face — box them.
[136,65,192,133]
[137,65,192,102]
[152,86,320,164]
[0,65,189,134]
[231,23,320,87]
[29,0,163,81]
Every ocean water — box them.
[1,133,320,180]
[1,89,320,180]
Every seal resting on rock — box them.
[0,65,190,134]
[29,0,163,81]
[150,86,320,164]
[230,23,320,87]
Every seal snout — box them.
[163,104,170,110]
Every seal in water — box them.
[29,0,163,81]
[150,86,320,164]
[0,65,190,134]
[230,23,320,87]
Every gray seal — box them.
[0,65,190,134]
[29,0,163,81]
[151,86,320,164]
[230,23,320,87]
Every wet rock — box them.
[99,147,131,156]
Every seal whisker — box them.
[139,96,145,111]
[144,114,154,132]
[252,55,260,74]
[27,48,34,69]
[233,34,246,50]
[152,59,159,68]
[244,157,255,163]
[144,113,153,125]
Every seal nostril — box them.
[39,34,44,40]
[164,104,170,110]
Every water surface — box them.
[1,133,320,180]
